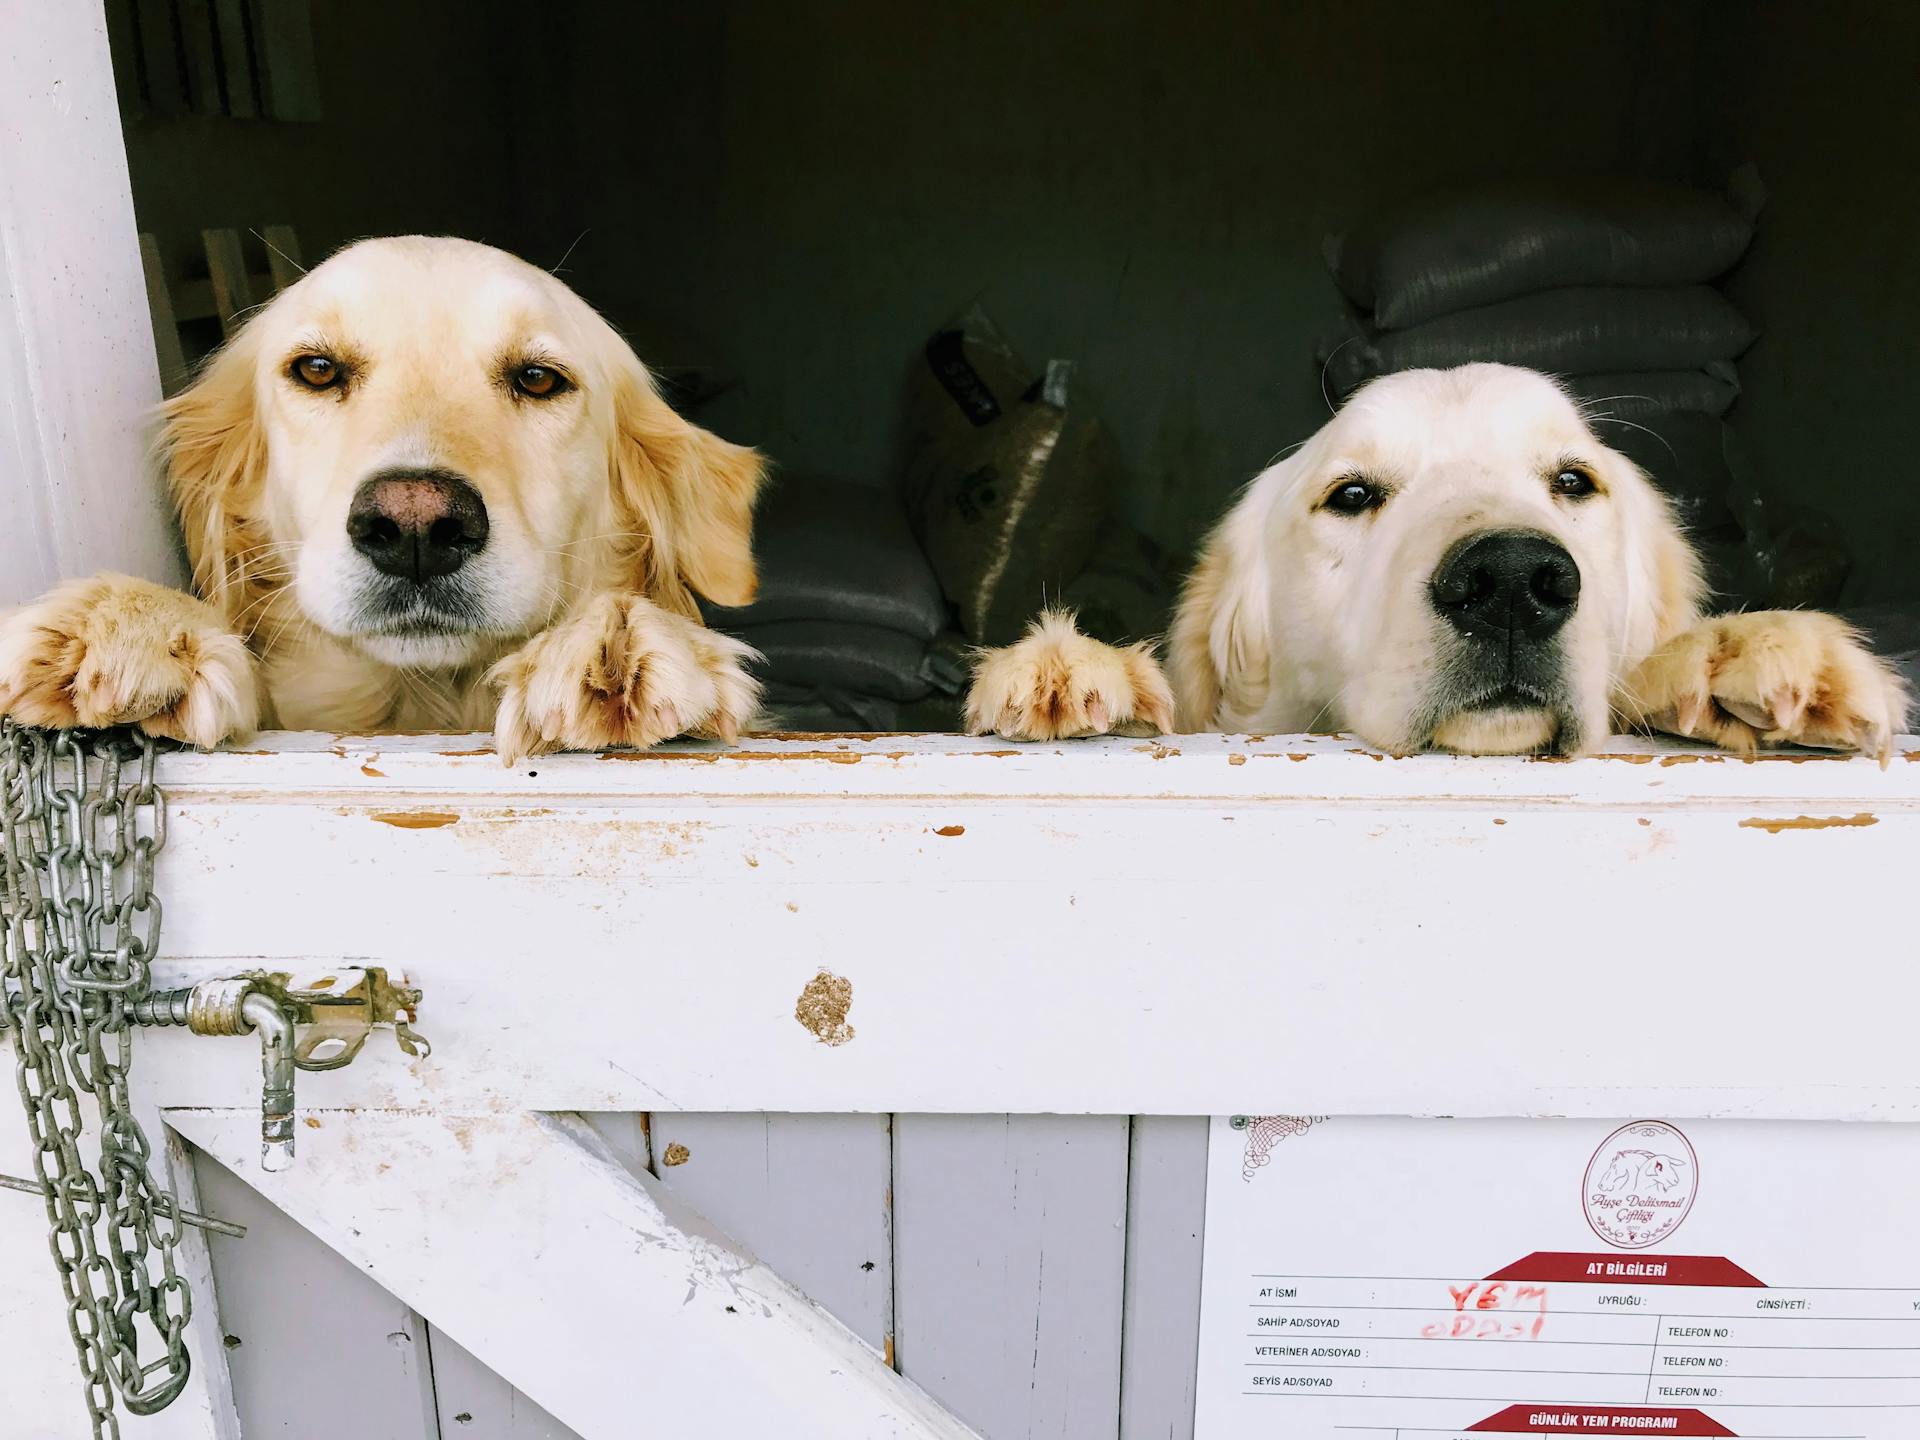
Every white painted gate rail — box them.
[5,729,1918,1438]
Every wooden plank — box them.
[247,0,321,121]
[893,1114,1129,1439]
[191,1143,441,1440]
[123,732,1920,1121]
[580,1110,653,1176]
[1117,1117,1209,1440]
[172,1108,979,1440]
[211,0,256,119]
[139,232,191,395]
[133,0,188,117]
[101,0,146,117]
[200,228,256,337]
[653,1113,894,1352]
[175,0,222,115]
[162,1127,244,1440]
[260,223,305,291]
[427,1328,580,1440]
[0,0,186,609]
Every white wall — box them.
[0,1,183,607]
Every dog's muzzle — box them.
[1429,529,1580,645]
[347,468,490,584]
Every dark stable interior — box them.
[112,0,1920,730]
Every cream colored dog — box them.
[0,236,763,763]
[968,364,1908,758]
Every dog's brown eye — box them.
[1324,479,1384,515]
[1552,467,1598,499]
[512,364,568,398]
[291,355,341,390]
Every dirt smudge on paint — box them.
[795,969,855,1047]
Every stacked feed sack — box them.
[704,476,958,731]
[1316,175,1845,607]
[900,304,1177,661]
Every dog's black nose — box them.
[1430,530,1580,641]
[347,469,489,582]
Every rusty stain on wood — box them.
[370,811,459,829]
[601,748,874,764]
[1739,812,1879,834]
[795,969,855,1047]
[933,824,966,837]
[661,1142,691,1167]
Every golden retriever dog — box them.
[968,364,1908,758]
[0,236,763,763]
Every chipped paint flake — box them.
[933,824,966,837]
[662,1142,691,1167]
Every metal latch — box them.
[130,967,429,1171]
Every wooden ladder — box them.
[139,224,304,394]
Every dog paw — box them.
[964,611,1174,741]
[488,594,760,764]
[0,574,259,747]
[1620,611,1909,762]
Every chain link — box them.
[1,720,192,1436]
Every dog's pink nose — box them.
[347,469,489,582]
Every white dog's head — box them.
[164,236,763,672]
[1171,364,1705,755]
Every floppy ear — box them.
[1610,453,1706,668]
[607,350,766,618]
[161,329,271,626]
[1167,472,1280,731]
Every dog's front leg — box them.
[487,592,760,764]
[1616,610,1909,761]
[0,573,260,746]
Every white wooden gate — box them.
[2,8,1918,1440]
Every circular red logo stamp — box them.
[1583,1120,1698,1250]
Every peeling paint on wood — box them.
[371,811,460,829]
[661,1142,691,1167]
[932,825,965,837]
[1738,812,1879,834]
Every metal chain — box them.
[1,720,192,1436]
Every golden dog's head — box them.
[165,236,763,670]
[1177,364,1703,754]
